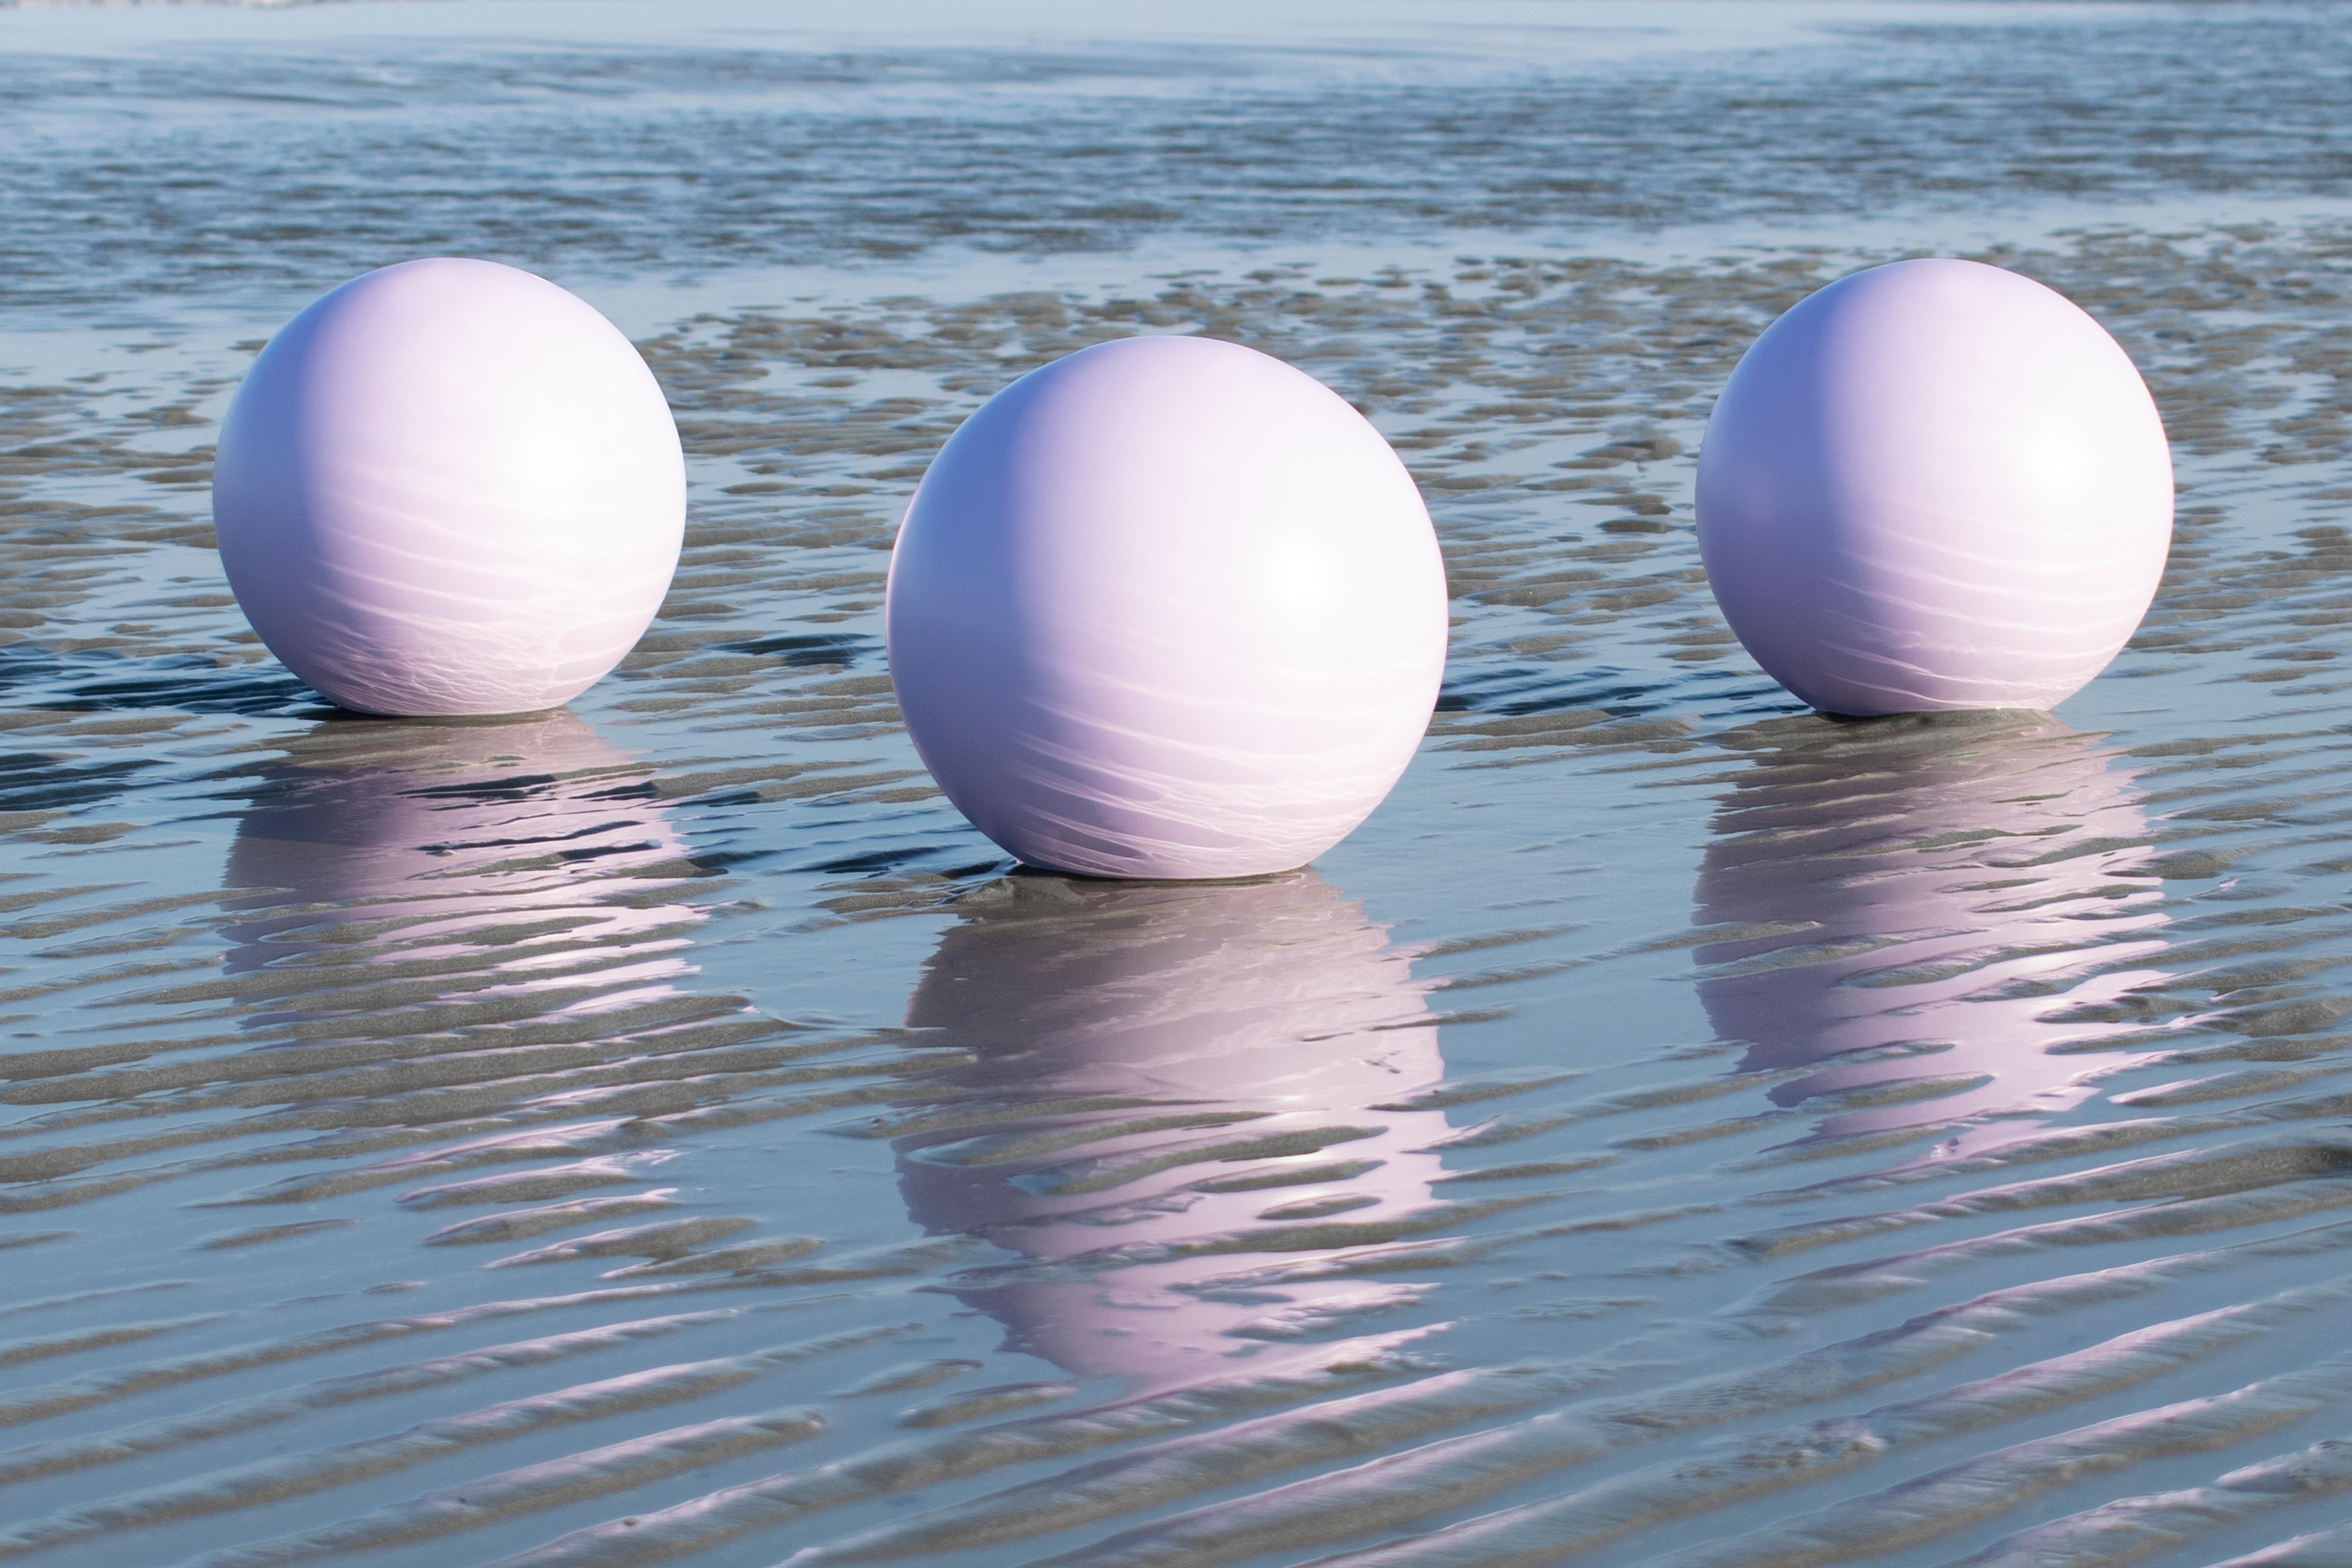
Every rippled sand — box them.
[6,4,2352,1566]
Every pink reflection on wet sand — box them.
[1696,712,2172,1157]
[222,711,698,1008]
[896,870,1450,1387]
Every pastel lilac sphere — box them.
[1696,258,2173,716]
[886,336,1448,880]
[213,258,684,717]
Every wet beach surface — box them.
[6,2,2352,1565]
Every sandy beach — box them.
[4,2,2352,1564]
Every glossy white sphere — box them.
[887,336,1449,880]
[1697,258,2173,716]
[213,258,684,717]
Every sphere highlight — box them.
[1696,258,2173,716]
[886,336,1449,880]
[212,258,685,717]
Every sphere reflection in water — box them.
[223,713,696,1017]
[895,871,1448,1387]
[1696,713,2171,1154]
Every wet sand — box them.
[5,3,2352,1566]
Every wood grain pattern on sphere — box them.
[212,258,685,717]
[887,336,1449,880]
[1697,258,2174,717]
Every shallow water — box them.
[5,2,2352,1565]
